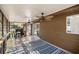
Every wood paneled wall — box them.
[40,5,79,53]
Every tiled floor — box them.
[6,35,70,54]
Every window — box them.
[0,12,2,38]
[66,14,79,34]
[3,16,7,36]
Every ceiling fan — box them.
[32,12,53,23]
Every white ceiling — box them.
[0,4,75,22]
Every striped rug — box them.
[6,36,69,54]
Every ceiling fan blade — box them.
[36,16,40,18]
[32,19,40,23]
[46,15,54,19]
